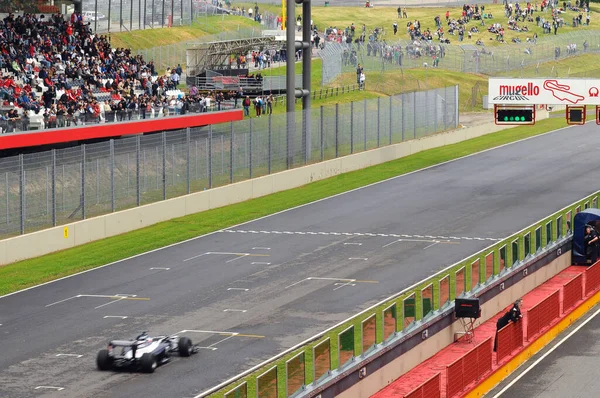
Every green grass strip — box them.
[0,117,567,296]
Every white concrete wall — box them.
[0,118,536,265]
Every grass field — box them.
[309,3,600,46]
[109,14,262,50]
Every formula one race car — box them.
[96,331,197,373]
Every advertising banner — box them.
[488,78,600,105]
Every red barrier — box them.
[463,348,478,387]
[477,338,493,377]
[526,290,560,341]
[445,338,493,397]
[404,372,441,398]
[585,261,600,296]
[0,110,243,150]
[563,274,584,313]
[446,357,463,398]
[496,320,523,363]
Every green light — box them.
[520,116,525,121]
[509,116,514,121]
[504,116,509,121]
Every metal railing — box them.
[0,86,457,238]
[0,102,236,135]
[200,188,595,398]
[81,0,279,34]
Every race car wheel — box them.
[178,337,193,357]
[140,353,157,373]
[96,349,113,371]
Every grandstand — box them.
[0,6,242,135]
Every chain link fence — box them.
[0,86,457,238]
[321,30,600,83]
[81,0,278,34]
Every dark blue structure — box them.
[572,209,600,265]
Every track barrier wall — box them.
[404,372,441,398]
[584,260,600,295]
[446,338,493,398]
[563,274,583,312]
[195,190,596,398]
[526,289,560,341]
[368,260,599,398]
[0,87,458,239]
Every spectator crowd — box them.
[0,11,237,133]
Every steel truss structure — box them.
[186,36,279,76]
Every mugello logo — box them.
[493,82,539,101]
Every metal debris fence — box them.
[320,30,600,85]
[0,86,458,238]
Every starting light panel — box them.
[494,105,535,125]
[566,105,586,125]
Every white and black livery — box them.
[96,331,197,373]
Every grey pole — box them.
[413,91,417,139]
[94,0,98,32]
[350,101,354,154]
[249,119,253,179]
[286,0,295,169]
[320,105,324,161]
[81,144,86,220]
[390,95,394,145]
[120,0,123,31]
[162,132,167,200]
[230,122,234,184]
[208,126,213,188]
[51,149,56,227]
[186,128,191,194]
[335,103,339,158]
[108,0,112,34]
[302,0,311,163]
[136,135,141,206]
[171,0,174,28]
[377,97,381,147]
[144,0,147,28]
[161,0,165,27]
[130,0,133,31]
[363,98,367,151]
[268,114,272,174]
[19,154,24,234]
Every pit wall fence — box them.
[0,86,457,239]
[194,189,594,398]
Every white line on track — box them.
[1,124,575,304]
[490,306,600,398]
[56,354,83,358]
[35,386,64,391]
[224,229,501,242]
[227,288,250,291]
[252,247,271,250]
[226,254,248,263]
[223,309,247,313]
[423,241,440,250]
[94,297,125,309]
[251,262,271,265]
[150,267,170,270]
[103,315,128,319]
[343,242,363,246]
[348,257,368,260]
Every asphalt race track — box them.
[488,305,600,398]
[1,123,599,398]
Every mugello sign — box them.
[488,78,600,105]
